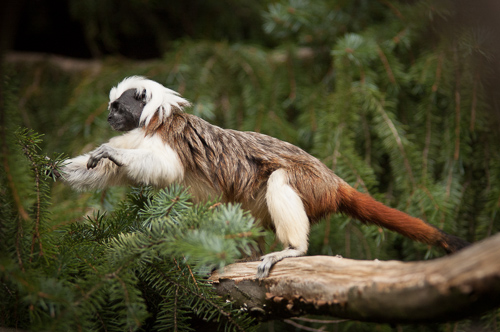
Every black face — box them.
[108,89,146,131]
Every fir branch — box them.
[15,129,49,260]
[0,144,26,272]
[446,45,462,197]
[393,28,408,45]
[291,316,349,324]
[378,0,404,19]
[283,318,326,332]
[113,273,142,328]
[431,52,444,92]
[174,285,179,332]
[374,97,416,187]
[20,142,44,260]
[470,71,479,132]
[1,141,30,222]
[150,264,249,332]
[422,95,434,181]
[286,51,297,101]
[16,221,25,272]
[185,261,201,293]
[1,125,29,271]
[376,45,396,84]
[173,257,201,293]
[77,255,100,274]
[338,153,369,193]
[208,202,222,210]
[165,195,180,217]
[420,185,441,211]
[224,231,254,239]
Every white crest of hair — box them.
[108,76,190,126]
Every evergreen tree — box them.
[1,98,259,330]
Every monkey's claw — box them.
[87,145,123,169]
[256,253,281,278]
[256,261,272,279]
[87,156,100,169]
[256,248,306,279]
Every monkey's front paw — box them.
[87,145,123,169]
[45,166,61,180]
[44,156,61,180]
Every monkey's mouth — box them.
[108,119,133,132]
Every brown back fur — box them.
[145,111,343,225]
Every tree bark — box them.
[209,233,500,323]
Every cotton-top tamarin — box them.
[60,76,469,278]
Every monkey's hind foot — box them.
[256,247,306,279]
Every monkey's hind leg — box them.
[257,169,310,278]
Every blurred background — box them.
[1,0,500,331]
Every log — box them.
[209,233,500,323]
[5,51,103,73]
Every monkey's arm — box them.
[60,153,126,191]
[85,143,184,188]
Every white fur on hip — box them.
[266,169,309,251]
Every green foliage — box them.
[1,129,259,331]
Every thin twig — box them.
[21,143,44,260]
[432,52,444,92]
[185,260,201,292]
[470,72,479,132]
[376,45,396,84]
[287,51,297,101]
[446,45,461,197]
[284,318,326,332]
[292,316,349,324]
[174,286,179,332]
[378,0,404,19]
[165,196,180,217]
[225,231,253,239]
[422,99,433,181]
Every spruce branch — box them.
[470,71,479,132]
[376,45,396,84]
[368,91,416,187]
[174,285,179,332]
[446,44,462,198]
[15,128,47,260]
[1,136,29,222]
[150,263,250,332]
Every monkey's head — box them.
[108,76,190,131]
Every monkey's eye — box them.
[135,90,147,104]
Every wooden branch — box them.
[5,51,103,73]
[4,48,315,73]
[209,233,500,323]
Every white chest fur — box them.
[108,129,185,188]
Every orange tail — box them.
[338,185,469,253]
